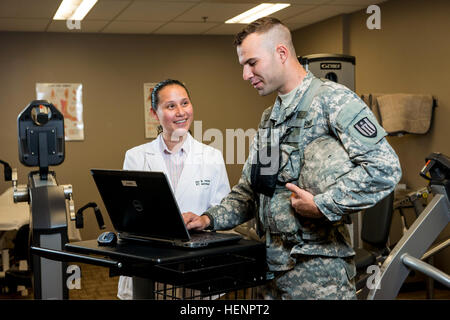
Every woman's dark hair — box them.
[151,79,191,111]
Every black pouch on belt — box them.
[250,142,279,197]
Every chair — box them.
[355,191,395,292]
[4,224,32,295]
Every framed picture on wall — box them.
[36,83,84,141]
[144,83,160,139]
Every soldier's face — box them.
[237,33,282,96]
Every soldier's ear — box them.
[276,44,289,64]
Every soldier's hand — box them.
[285,183,325,219]
[183,212,211,230]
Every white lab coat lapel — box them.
[174,134,201,199]
[143,136,174,191]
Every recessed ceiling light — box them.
[53,0,98,21]
[225,3,291,24]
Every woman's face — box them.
[152,84,194,140]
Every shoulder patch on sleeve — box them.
[354,117,378,138]
[348,112,386,145]
[335,101,386,145]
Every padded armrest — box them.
[355,248,376,270]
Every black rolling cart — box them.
[32,238,267,299]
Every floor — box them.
[0,262,448,300]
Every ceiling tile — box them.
[101,20,163,33]
[285,22,308,32]
[330,0,386,5]
[116,1,196,21]
[85,0,132,20]
[0,0,60,19]
[0,0,388,35]
[201,0,267,3]
[201,0,325,3]
[174,3,256,23]
[265,0,331,4]
[141,0,200,2]
[153,21,218,34]
[203,23,246,35]
[47,20,110,33]
[284,4,363,24]
[268,4,316,21]
[0,18,49,32]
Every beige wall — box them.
[292,15,344,57]
[291,0,450,273]
[0,32,275,239]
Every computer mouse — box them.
[97,231,117,246]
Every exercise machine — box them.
[7,100,74,299]
[299,53,356,92]
[359,152,450,299]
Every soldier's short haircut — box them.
[233,17,287,47]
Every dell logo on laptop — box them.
[132,200,144,212]
[122,180,137,187]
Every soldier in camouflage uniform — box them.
[183,17,401,299]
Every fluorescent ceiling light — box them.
[71,0,98,20]
[53,0,81,19]
[53,0,98,20]
[225,3,291,24]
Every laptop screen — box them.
[90,169,191,241]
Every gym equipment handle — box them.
[0,159,12,181]
[75,202,105,230]
[402,253,450,288]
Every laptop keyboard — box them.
[190,232,226,242]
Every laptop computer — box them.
[90,169,242,249]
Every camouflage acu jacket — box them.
[204,72,402,271]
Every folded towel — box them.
[376,94,433,135]
[361,93,383,124]
[361,94,371,107]
[369,93,384,125]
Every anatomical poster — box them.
[36,83,84,141]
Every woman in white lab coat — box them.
[117,79,230,300]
